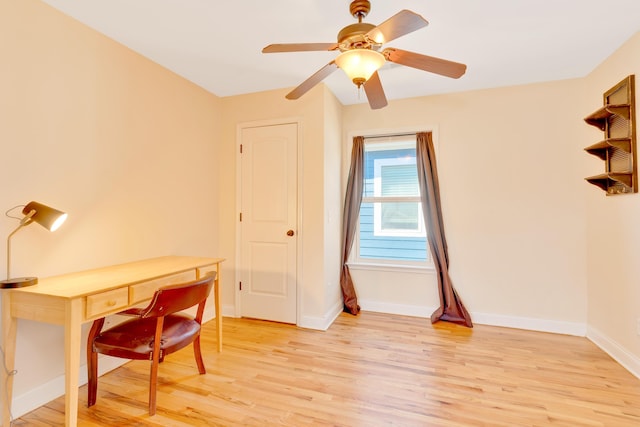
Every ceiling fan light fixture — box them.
[335,49,385,87]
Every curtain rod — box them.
[362,131,427,140]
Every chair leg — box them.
[148,317,164,416]
[87,318,105,407]
[148,356,159,416]
[193,335,206,374]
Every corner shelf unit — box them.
[584,75,636,195]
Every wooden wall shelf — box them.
[584,138,632,159]
[585,172,633,192]
[584,105,631,130]
[584,75,636,195]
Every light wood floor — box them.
[14,312,640,426]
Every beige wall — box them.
[322,87,344,314]
[584,32,640,371]
[343,78,590,333]
[1,0,222,411]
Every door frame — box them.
[235,117,304,324]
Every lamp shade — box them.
[335,49,386,87]
[1,201,68,288]
[23,201,68,232]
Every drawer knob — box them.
[106,300,117,307]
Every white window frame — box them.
[370,157,426,238]
[349,135,431,269]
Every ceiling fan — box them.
[262,0,467,110]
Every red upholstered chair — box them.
[86,273,215,415]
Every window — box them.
[354,136,429,265]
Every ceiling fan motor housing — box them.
[338,22,378,51]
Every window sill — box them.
[347,262,435,274]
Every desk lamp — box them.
[0,201,67,288]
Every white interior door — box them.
[239,123,297,324]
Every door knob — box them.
[286,229,295,236]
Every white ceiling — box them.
[40,0,640,106]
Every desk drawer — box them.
[86,288,129,319]
[129,271,195,304]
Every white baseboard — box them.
[360,300,587,336]
[216,300,342,331]
[203,304,236,323]
[587,326,640,380]
[212,301,341,331]
[471,311,587,336]
[11,355,126,420]
[359,300,436,319]
[221,304,236,319]
[298,300,343,331]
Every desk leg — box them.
[215,264,222,352]
[64,299,82,427]
[1,293,17,427]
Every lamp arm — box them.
[5,210,36,280]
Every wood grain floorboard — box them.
[12,312,640,426]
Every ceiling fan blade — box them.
[383,48,467,79]
[263,43,339,53]
[363,72,388,110]
[286,61,339,100]
[366,10,428,44]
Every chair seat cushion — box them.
[93,313,200,360]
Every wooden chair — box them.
[86,273,215,415]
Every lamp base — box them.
[0,277,38,289]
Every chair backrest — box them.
[138,272,215,319]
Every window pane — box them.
[381,202,420,231]
[381,165,419,197]
[358,135,428,264]
[363,144,418,198]
[359,203,427,262]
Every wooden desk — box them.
[1,255,224,427]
